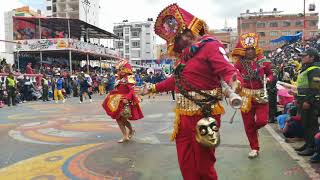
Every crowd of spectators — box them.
[268,34,320,163]
[0,58,170,107]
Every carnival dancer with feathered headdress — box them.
[142,4,242,179]
[102,60,144,143]
[232,33,274,158]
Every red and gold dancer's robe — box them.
[153,36,240,180]
[234,57,274,151]
[103,75,143,121]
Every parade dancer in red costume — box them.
[232,33,274,158]
[142,4,242,180]
[102,60,144,143]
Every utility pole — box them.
[82,0,91,74]
[82,0,90,41]
[303,0,306,41]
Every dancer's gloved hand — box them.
[140,84,152,96]
[228,73,242,93]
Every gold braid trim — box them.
[231,47,263,58]
[170,102,225,141]
[239,91,253,113]
[120,68,133,75]
[189,18,208,37]
[150,84,157,93]
[170,108,181,141]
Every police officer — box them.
[295,48,320,157]
[6,72,17,106]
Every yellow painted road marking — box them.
[0,143,101,180]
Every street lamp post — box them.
[303,0,306,41]
[82,0,90,74]
[82,0,90,41]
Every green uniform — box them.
[296,62,320,149]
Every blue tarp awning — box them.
[270,32,302,43]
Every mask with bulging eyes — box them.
[195,117,220,148]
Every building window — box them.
[46,6,52,10]
[269,22,278,27]
[146,32,151,35]
[256,22,265,28]
[257,32,265,37]
[282,31,291,36]
[125,55,129,59]
[270,31,278,36]
[117,41,123,48]
[309,20,318,27]
[125,28,130,34]
[125,36,129,43]
[310,31,318,36]
[258,41,265,46]
[132,31,139,38]
[241,23,250,29]
[131,50,140,58]
[145,25,150,28]
[295,20,303,27]
[53,5,56,12]
[125,45,129,52]
[282,21,291,27]
[269,41,276,46]
[132,41,140,48]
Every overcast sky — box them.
[0,0,319,51]
[98,0,319,31]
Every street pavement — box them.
[0,94,315,180]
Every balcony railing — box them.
[15,38,120,58]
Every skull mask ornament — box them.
[195,117,220,148]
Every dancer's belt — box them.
[240,88,264,97]
[239,87,267,113]
[176,88,223,112]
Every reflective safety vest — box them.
[297,66,320,96]
[6,77,15,87]
[42,78,49,86]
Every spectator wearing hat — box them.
[295,48,320,156]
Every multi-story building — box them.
[45,0,99,26]
[113,19,157,65]
[210,28,238,53]
[237,9,319,52]
[155,44,168,59]
[4,6,41,64]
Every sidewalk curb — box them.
[265,124,320,179]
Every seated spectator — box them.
[282,107,304,142]
[277,102,294,129]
